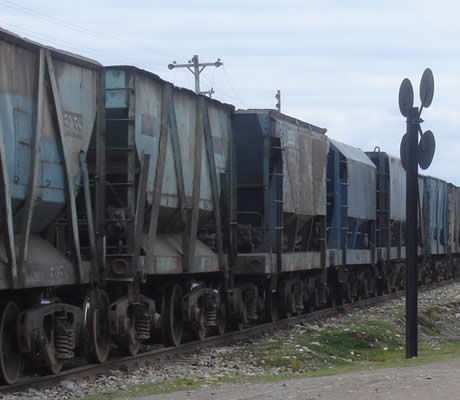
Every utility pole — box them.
[168,55,223,97]
[275,90,281,112]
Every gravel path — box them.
[2,280,460,400]
[134,357,460,400]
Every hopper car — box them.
[0,29,459,384]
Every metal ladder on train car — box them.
[104,85,138,282]
[375,153,390,261]
[270,142,285,271]
[339,157,349,265]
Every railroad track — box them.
[1,278,457,395]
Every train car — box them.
[366,150,407,291]
[2,27,460,386]
[448,184,460,276]
[102,66,235,352]
[326,139,377,302]
[0,29,104,382]
[232,109,328,321]
[448,183,460,255]
[422,175,451,280]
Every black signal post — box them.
[405,106,419,358]
[398,69,435,359]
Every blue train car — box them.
[424,176,449,255]
[327,139,376,300]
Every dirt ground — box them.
[131,356,460,400]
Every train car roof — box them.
[106,65,235,112]
[235,109,327,135]
[329,138,375,168]
[0,27,102,70]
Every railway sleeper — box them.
[17,303,83,375]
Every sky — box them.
[2,0,460,183]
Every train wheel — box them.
[162,284,184,346]
[84,289,111,363]
[0,302,21,384]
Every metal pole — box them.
[192,55,200,94]
[405,106,419,358]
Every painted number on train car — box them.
[63,111,83,139]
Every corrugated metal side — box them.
[130,71,231,211]
[0,37,97,232]
[330,139,376,220]
[277,118,328,216]
[388,155,406,221]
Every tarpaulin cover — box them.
[389,155,407,221]
[277,117,328,216]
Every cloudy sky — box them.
[2,0,460,183]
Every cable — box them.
[0,0,245,103]
[0,0,175,65]
[222,65,248,108]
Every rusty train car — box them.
[0,29,459,384]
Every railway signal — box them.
[398,68,436,358]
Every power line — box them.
[222,65,248,108]
[0,0,175,65]
[0,1,245,105]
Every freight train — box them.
[0,28,458,384]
